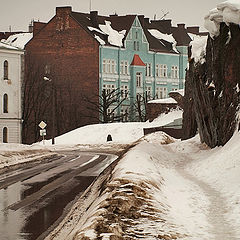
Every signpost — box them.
[39,121,47,145]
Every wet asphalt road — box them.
[0,151,112,240]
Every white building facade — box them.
[0,43,24,143]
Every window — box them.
[106,60,111,73]
[156,64,168,78]
[121,108,129,122]
[146,86,152,100]
[103,59,106,73]
[136,93,141,101]
[171,66,179,78]
[103,59,116,74]
[3,127,8,143]
[111,60,116,74]
[146,63,151,76]
[120,61,128,75]
[103,84,115,95]
[3,94,8,113]
[4,60,8,80]
[136,72,142,87]
[135,31,138,39]
[156,64,160,77]
[107,108,115,121]
[44,64,51,75]
[156,87,167,99]
[121,85,129,99]
[134,41,139,51]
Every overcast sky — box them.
[1,0,223,32]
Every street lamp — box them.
[44,76,55,145]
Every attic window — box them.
[136,31,138,39]
[134,41,139,51]
[11,37,17,43]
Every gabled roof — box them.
[36,7,205,54]
[131,54,146,66]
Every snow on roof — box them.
[169,88,185,96]
[190,35,208,64]
[94,35,105,45]
[204,0,240,37]
[0,41,19,50]
[1,33,33,49]
[148,29,178,53]
[148,98,177,104]
[99,20,126,47]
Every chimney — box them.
[33,21,46,36]
[90,11,98,28]
[187,26,199,34]
[144,18,150,24]
[177,23,185,29]
[56,6,72,16]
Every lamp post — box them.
[43,76,55,144]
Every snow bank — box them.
[204,0,240,37]
[42,109,182,145]
[1,33,32,49]
[0,143,54,171]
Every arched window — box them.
[3,94,8,113]
[4,60,8,80]
[3,127,8,143]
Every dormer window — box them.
[4,60,8,80]
[136,31,138,39]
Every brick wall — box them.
[23,8,100,144]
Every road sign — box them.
[40,129,46,136]
[39,121,47,129]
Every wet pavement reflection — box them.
[0,175,95,240]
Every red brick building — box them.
[23,7,100,143]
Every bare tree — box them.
[83,88,128,123]
[133,91,153,122]
[22,60,51,143]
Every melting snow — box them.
[148,29,178,53]
[99,21,126,47]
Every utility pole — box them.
[51,81,55,145]
[43,76,55,145]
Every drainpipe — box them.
[153,51,156,98]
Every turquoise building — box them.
[94,15,192,121]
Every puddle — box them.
[20,176,95,240]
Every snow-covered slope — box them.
[42,109,182,145]
[46,132,240,239]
